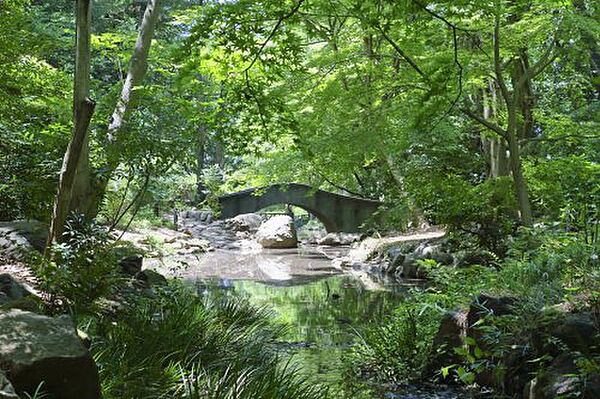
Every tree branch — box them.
[241,0,305,129]
[242,0,305,75]
[462,107,508,139]
[411,0,465,127]
[518,40,557,88]
[494,12,512,111]
[376,26,427,79]
[316,171,373,199]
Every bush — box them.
[346,302,439,386]
[406,171,517,253]
[35,214,120,317]
[351,226,600,393]
[525,156,600,230]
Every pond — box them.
[178,245,467,398]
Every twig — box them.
[376,26,426,79]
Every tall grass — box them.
[87,284,327,399]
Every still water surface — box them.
[181,245,465,398]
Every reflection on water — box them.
[166,244,348,283]
[196,274,407,398]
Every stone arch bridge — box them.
[218,183,381,232]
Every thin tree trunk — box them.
[512,50,535,140]
[493,11,533,226]
[214,140,225,169]
[107,0,162,143]
[506,99,533,225]
[195,129,206,202]
[46,0,95,250]
[73,0,162,219]
[483,80,509,178]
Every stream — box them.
[148,242,468,398]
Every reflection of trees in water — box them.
[197,276,404,398]
[210,276,404,345]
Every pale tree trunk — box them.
[483,80,509,178]
[195,128,206,202]
[107,0,162,143]
[71,0,162,218]
[46,0,95,249]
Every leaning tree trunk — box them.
[71,0,162,219]
[107,0,162,144]
[46,0,95,250]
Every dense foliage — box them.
[0,0,599,397]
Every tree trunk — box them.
[493,11,533,226]
[482,79,509,178]
[214,140,225,169]
[70,0,162,219]
[107,0,162,143]
[46,0,95,249]
[512,51,535,140]
[195,129,206,202]
[506,96,533,226]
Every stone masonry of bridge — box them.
[218,183,382,233]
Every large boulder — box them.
[226,213,263,233]
[424,294,519,385]
[466,294,517,334]
[0,221,47,260]
[256,216,298,249]
[135,269,168,288]
[423,311,467,379]
[0,309,101,399]
[544,312,598,355]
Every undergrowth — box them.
[346,225,600,392]
[85,284,328,399]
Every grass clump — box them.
[86,283,328,399]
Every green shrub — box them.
[35,214,120,317]
[406,171,517,253]
[525,155,600,229]
[346,302,440,385]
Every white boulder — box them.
[256,216,298,248]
